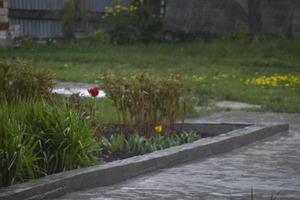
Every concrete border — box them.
[0,123,289,200]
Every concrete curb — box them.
[0,123,289,200]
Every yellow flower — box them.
[121,6,128,11]
[104,6,113,14]
[154,125,163,134]
[129,5,138,12]
[192,75,206,82]
[115,4,122,13]
[244,74,300,87]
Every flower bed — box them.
[0,64,201,188]
[100,130,201,162]
[0,122,289,200]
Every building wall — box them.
[0,0,9,45]
[164,0,300,37]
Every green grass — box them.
[1,38,300,112]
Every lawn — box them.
[1,38,300,112]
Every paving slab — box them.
[214,101,261,110]
[55,111,300,200]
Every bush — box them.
[0,101,101,187]
[104,3,163,44]
[0,60,53,102]
[101,73,192,136]
[87,29,111,46]
[60,0,86,38]
[109,11,162,44]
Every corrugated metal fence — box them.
[8,0,131,39]
[9,18,64,39]
[8,0,66,10]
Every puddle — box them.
[52,87,106,98]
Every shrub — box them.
[108,11,162,44]
[101,73,192,136]
[87,29,111,46]
[0,60,53,102]
[104,1,162,44]
[60,0,86,38]
[0,101,101,187]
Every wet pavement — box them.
[55,111,300,200]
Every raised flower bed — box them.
[0,122,288,200]
[0,64,290,200]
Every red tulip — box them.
[88,87,100,97]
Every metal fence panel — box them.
[8,0,131,38]
[85,0,130,12]
[8,0,67,10]
[9,18,63,38]
[8,0,130,11]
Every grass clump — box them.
[0,101,101,187]
[0,107,41,187]
[22,101,101,174]
[0,60,53,102]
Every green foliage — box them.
[107,10,162,44]
[22,102,101,174]
[175,131,200,145]
[126,134,153,154]
[0,105,41,187]
[0,60,53,102]
[100,131,201,158]
[87,30,111,46]
[101,134,126,153]
[1,38,299,113]
[149,131,201,150]
[0,101,101,187]
[102,73,192,135]
[60,0,86,38]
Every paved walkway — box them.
[56,112,300,200]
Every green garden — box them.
[1,37,300,112]
[1,0,300,192]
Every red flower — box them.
[88,87,100,97]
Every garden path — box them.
[55,111,300,200]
